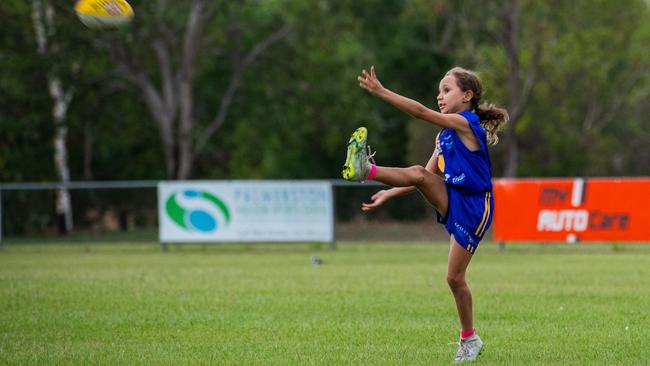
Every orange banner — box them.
[493,178,650,242]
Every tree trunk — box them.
[51,79,74,233]
[177,74,194,179]
[503,126,519,177]
[502,0,521,178]
[159,116,177,179]
[32,0,74,233]
[500,0,540,177]
[176,0,206,180]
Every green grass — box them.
[1,242,650,365]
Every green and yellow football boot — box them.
[342,127,375,181]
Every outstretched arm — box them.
[361,152,440,211]
[358,66,471,134]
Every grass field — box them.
[1,242,650,365]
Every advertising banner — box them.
[158,181,333,242]
[493,178,650,242]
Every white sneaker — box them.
[453,334,483,363]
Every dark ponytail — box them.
[447,67,509,145]
[472,99,508,145]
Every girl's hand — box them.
[361,189,392,212]
[357,65,384,95]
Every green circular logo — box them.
[165,190,231,232]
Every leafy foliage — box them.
[1,0,649,184]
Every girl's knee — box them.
[446,273,466,290]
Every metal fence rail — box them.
[1,180,437,246]
[0,179,383,191]
[0,181,161,190]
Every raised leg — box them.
[374,165,449,216]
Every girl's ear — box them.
[463,90,474,103]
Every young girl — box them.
[343,66,508,363]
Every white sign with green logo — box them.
[158,181,333,242]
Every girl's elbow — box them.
[412,105,428,120]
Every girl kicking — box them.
[343,66,508,363]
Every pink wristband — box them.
[367,164,377,180]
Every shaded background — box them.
[1,0,649,238]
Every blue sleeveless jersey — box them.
[434,110,494,253]
[434,110,492,194]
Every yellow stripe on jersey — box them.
[478,192,491,237]
[478,199,491,237]
[435,132,445,172]
[474,192,491,236]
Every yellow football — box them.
[74,0,134,29]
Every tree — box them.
[458,0,545,177]
[30,0,76,232]
[498,0,543,177]
[518,0,650,176]
[106,0,290,179]
[0,1,55,183]
[222,0,384,179]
